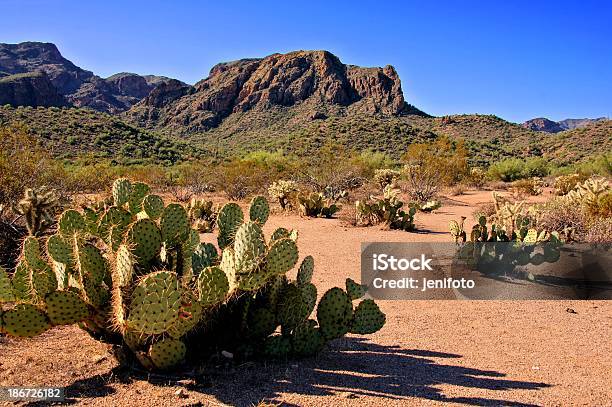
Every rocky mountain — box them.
[522,116,607,133]
[558,117,607,130]
[0,42,181,113]
[522,117,565,133]
[0,71,68,107]
[125,50,425,134]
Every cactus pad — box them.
[192,243,218,273]
[248,307,277,338]
[270,227,290,242]
[265,238,298,276]
[234,221,266,275]
[0,266,15,302]
[277,284,309,332]
[217,203,244,249]
[126,219,162,263]
[127,271,182,335]
[316,287,353,340]
[249,195,270,225]
[78,243,107,285]
[58,210,86,237]
[263,335,291,359]
[112,178,131,207]
[350,299,386,334]
[291,319,324,357]
[168,291,203,339]
[45,290,90,325]
[31,267,57,299]
[345,278,367,300]
[296,255,314,286]
[128,182,151,214]
[300,282,317,316]
[148,338,186,370]
[142,194,164,219]
[12,262,32,301]
[2,303,50,337]
[160,204,190,245]
[115,245,135,287]
[196,266,229,306]
[47,234,74,265]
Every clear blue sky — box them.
[1,0,611,123]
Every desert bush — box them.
[584,217,612,243]
[402,164,440,202]
[373,168,401,190]
[350,150,396,179]
[553,173,584,196]
[0,124,66,205]
[298,142,366,196]
[449,184,466,196]
[487,157,549,182]
[538,197,587,241]
[511,177,543,196]
[268,180,299,210]
[0,179,386,371]
[468,167,486,188]
[401,137,468,202]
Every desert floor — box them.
[0,189,610,406]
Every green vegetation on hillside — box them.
[0,105,208,164]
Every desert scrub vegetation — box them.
[401,137,469,202]
[0,178,386,371]
[486,157,550,182]
[0,105,206,164]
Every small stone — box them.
[174,388,188,398]
[566,308,577,314]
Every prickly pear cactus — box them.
[0,179,386,372]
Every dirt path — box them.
[1,189,610,406]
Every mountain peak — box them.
[126,49,413,133]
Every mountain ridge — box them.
[0,42,182,113]
[522,116,607,133]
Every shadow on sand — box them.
[32,337,551,407]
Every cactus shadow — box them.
[178,337,551,407]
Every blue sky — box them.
[1,0,610,123]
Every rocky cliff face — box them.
[0,42,181,112]
[0,71,67,107]
[126,50,414,133]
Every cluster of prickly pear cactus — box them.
[449,213,561,244]
[355,185,417,231]
[298,192,341,218]
[0,179,385,371]
[267,180,299,210]
[187,198,217,233]
[13,187,59,236]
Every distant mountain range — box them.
[0,42,183,113]
[0,41,609,166]
[522,117,607,133]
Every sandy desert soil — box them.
[0,189,610,406]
